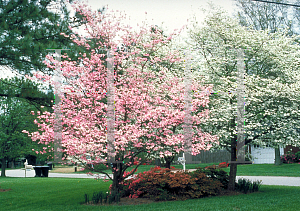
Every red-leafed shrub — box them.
[205,165,217,169]
[218,162,230,168]
[119,166,223,201]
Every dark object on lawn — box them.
[33,166,50,177]
[47,162,53,170]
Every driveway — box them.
[2,169,300,186]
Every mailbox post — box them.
[24,160,28,178]
[23,159,33,178]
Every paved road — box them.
[2,169,134,180]
[2,169,300,186]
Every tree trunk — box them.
[274,145,282,165]
[1,157,6,177]
[11,159,15,169]
[164,156,172,169]
[228,162,237,191]
[228,113,237,191]
[110,163,123,202]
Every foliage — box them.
[280,151,299,164]
[123,25,213,167]
[295,151,300,162]
[119,166,223,201]
[84,193,89,204]
[0,76,54,176]
[187,3,300,190]
[92,191,102,204]
[84,191,120,205]
[234,0,299,36]
[188,4,300,153]
[86,163,109,172]
[192,166,229,189]
[0,0,104,77]
[108,191,121,204]
[235,178,262,194]
[0,0,106,110]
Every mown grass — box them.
[0,177,299,211]
[63,162,300,177]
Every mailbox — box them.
[178,157,185,165]
[23,159,33,177]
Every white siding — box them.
[251,145,284,164]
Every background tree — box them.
[187,5,300,190]
[0,76,54,177]
[0,0,105,108]
[234,0,299,36]
[0,0,108,169]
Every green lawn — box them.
[73,163,300,177]
[0,177,299,211]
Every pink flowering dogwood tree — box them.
[136,70,219,169]
[118,25,219,168]
[22,0,218,196]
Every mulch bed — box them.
[84,197,163,206]
[0,188,12,192]
[84,189,259,207]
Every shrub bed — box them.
[83,165,263,205]
[119,166,224,201]
[281,151,300,163]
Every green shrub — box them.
[281,151,298,163]
[84,190,119,205]
[92,191,103,204]
[85,163,109,172]
[252,180,262,192]
[108,191,120,204]
[103,192,109,204]
[84,193,89,204]
[191,166,229,189]
[295,151,300,162]
[188,170,223,198]
[235,178,262,194]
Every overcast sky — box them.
[70,0,238,39]
[0,0,238,89]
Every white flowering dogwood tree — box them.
[187,5,300,190]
